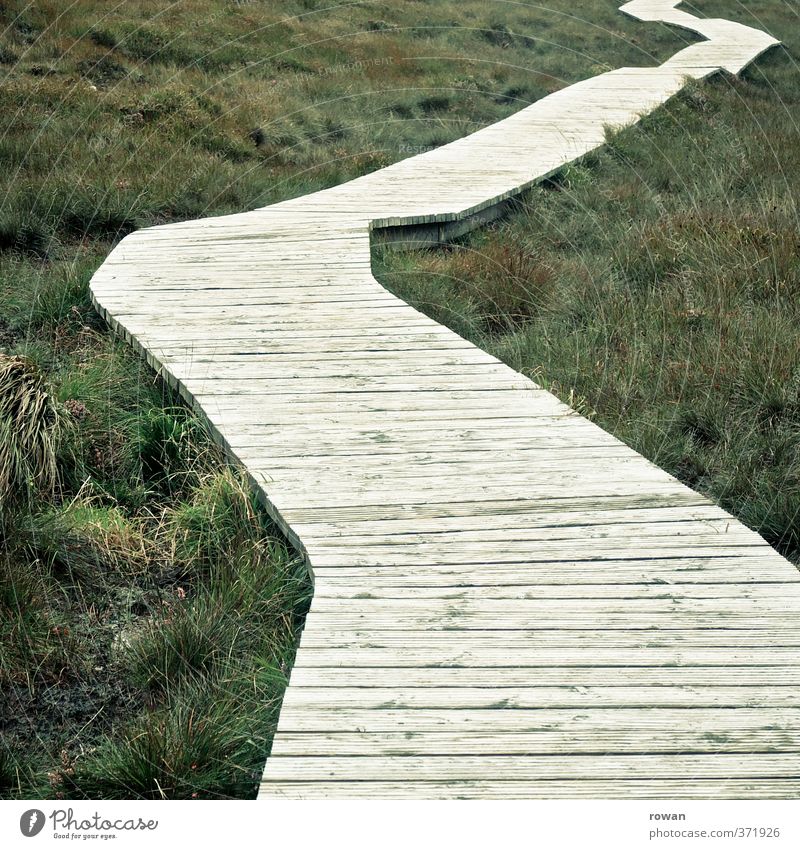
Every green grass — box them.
[1,459,310,798]
[0,0,685,240]
[375,2,800,561]
[0,0,795,799]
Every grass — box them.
[1,457,309,798]
[375,2,800,562]
[0,0,794,799]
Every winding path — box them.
[90,2,800,798]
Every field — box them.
[0,0,796,799]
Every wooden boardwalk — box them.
[89,3,800,798]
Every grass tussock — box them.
[0,355,67,506]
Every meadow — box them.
[0,0,796,798]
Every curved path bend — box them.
[90,2,800,798]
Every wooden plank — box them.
[289,646,800,669]
[310,581,800,601]
[292,508,738,536]
[285,666,800,688]
[304,597,799,615]
[268,729,800,756]
[298,613,799,630]
[305,562,789,583]
[271,707,800,733]
[258,779,800,799]
[293,628,800,648]
[281,493,713,522]
[262,753,800,781]
[277,686,800,710]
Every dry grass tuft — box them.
[0,355,67,506]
